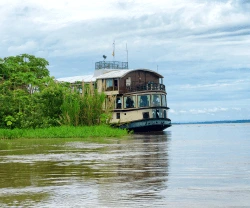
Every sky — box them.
[0,0,249,122]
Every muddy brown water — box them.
[0,124,250,207]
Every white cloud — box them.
[232,107,241,111]
[179,79,249,90]
[0,0,249,122]
[8,41,38,54]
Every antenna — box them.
[126,43,128,66]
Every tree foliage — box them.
[0,54,107,129]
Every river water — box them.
[0,123,250,207]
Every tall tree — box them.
[1,54,49,94]
[0,54,51,128]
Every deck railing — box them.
[95,61,128,70]
[120,83,165,93]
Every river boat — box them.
[57,60,171,132]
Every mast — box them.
[112,40,115,61]
[126,43,128,68]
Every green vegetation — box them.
[0,125,129,150]
[0,125,128,140]
[59,82,109,126]
[0,54,124,138]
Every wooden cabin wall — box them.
[120,70,159,91]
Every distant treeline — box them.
[173,120,250,125]
[0,54,111,129]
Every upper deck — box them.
[57,60,166,95]
[95,63,165,94]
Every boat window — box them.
[161,95,167,107]
[152,109,160,118]
[124,96,135,108]
[163,110,167,118]
[106,79,113,91]
[138,94,150,108]
[152,94,161,106]
[114,79,118,90]
[143,112,149,119]
[116,113,120,119]
[126,77,131,87]
[116,97,122,109]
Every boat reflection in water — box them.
[0,132,171,207]
[96,132,171,207]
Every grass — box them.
[0,125,129,140]
[0,125,130,150]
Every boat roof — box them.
[57,75,96,83]
[57,69,163,83]
[97,69,163,79]
[96,69,132,79]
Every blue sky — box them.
[0,0,249,122]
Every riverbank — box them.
[0,125,129,140]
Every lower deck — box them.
[108,92,171,131]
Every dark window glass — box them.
[143,112,149,119]
[116,113,120,119]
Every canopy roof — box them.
[57,69,163,83]
[57,75,96,83]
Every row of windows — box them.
[114,94,167,109]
